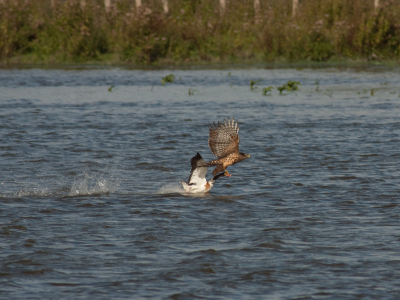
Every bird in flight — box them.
[202,117,251,177]
[181,152,227,193]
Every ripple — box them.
[2,67,400,299]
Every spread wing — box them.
[208,117,240,159]
[187,152,207,184]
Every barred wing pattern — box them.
[208,117,240,159]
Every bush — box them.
[0,0,399,64]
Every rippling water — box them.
[1,66,400,299]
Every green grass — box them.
[1,0,400,65]
[188,88,199,95]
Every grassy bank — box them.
[1,0,400,65]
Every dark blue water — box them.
[1,66,400,299]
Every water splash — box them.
[157,182,186,194]
[0,171,120,199]
[14,186,56,198]
[69,172,120,196]
[0,180,62,198]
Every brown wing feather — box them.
[202,158,224,167]
[208,117,240,159]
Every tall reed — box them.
[1,0,399,64]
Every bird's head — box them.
[240,152,251,159]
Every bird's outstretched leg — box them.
[224,169,231,177]
[213,172,228,181]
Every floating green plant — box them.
[371,89,375,96]
[108,86,114,92]
[286,81,301,91]
[161,74,175,85]
[277,86,286,94]
[262,86,274,96]
[250,80,260,90]
[276,81,301,94]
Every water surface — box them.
[1,66,400,299]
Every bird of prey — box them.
[202,117,251,177]
[181,152,226,193]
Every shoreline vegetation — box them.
[1,0,400,66]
